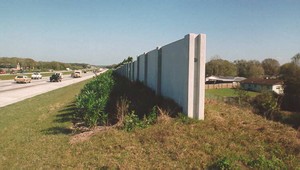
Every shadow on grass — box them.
[54,102,77,123]
[105,73,182,124]
[41,102,76,135]
[280,111,300,129]
[41,127,73,135]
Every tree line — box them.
[207,56,276,78]
[0,57,90,71]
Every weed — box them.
[210,156,235,170]
[176,112,197,124]
[156,107,172,123]
[247,155,286,169]
[123,111,143,131]
[115,97,131,127]
[143,106,158,126]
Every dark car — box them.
[50,72,63,82]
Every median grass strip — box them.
[0,74,299,169]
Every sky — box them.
[0,0,300,65]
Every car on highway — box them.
[71,70,82,78]
[31,72,42,79]
[50,72,63,82]
[14,75,31,83]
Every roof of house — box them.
[240,78,283,86]
[205,76,246,82]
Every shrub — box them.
[252,91,280,120]
[75,70,114,127]
[122,106,159,132]
[234,87,250,105]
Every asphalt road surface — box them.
[0,71,101,108]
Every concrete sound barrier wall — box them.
[115,33,206,120]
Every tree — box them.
[206,58,237,76]
[234,60,248,77]
[113,56,134,69]
[262,58,280,76]
[126,56,133,63]
[252,91,280,120]
[291,53,300,66]
[248,60,265,78]
[234,60,264,78]
[279,63,300,111]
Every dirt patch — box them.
[69,126,111,144]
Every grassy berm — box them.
[0,75,299,169]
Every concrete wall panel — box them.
[138,54,146,83]
[161,37,189,113]
[147,48,159,91]
[133,61,138,81]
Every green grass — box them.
[206,88,259,98]
[0,77,299,169]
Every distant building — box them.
[240,78,284,94]
[9,63,22,73]
[205,75,246,84]
[15,63,21,70]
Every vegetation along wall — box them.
[115,33,206,120]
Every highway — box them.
[0,72,100,107]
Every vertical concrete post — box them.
[186,34,196,118]
[196,34,206,120]
[186,33,206,120]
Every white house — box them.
[240,78,284,94]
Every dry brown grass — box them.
[68,81,300,169]
[114,96,130,128]
[97,74,300,168]
[156,106,172,123]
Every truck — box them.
[50,72,63,82]
[72,70,82,78]
[31,72,42,79]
